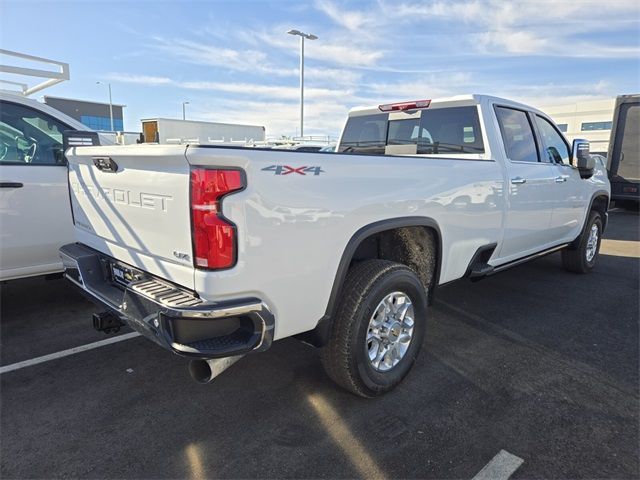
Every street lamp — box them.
[182,101,189,121]
[96,81,114,131]
[287,29,318,138]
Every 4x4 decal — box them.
[262,165,325,176]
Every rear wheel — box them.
[561,210,603,274]
[320,260,428,397]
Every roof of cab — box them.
[348,94,544,117]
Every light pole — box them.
[96,81,114,131]
[182,101,189,121]
[287,29,317,138]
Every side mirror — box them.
[572,139,595,178]
[54,148,67,165]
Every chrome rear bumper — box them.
[59,243,274,359]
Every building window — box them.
[557,123,568,133]
[80,115,124,131]
[581,121,612,131]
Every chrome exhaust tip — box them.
[188,355,244,384]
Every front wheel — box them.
[320,260,428,397]
[561,210,603,274]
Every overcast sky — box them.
[1,0,639,138]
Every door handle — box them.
[555,176,567,183]
[510,177,526,185]
[0,182,24,188]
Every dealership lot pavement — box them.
[1,210,638,479]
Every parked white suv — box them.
[0,92,89,281]
[60,94,610,396]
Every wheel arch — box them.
[569,190,610,249]
[590,192,610,230]
[297,216,442,347]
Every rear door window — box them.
[495,106,540,163]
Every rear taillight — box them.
[190,168,244,270]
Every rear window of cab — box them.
[338,106,485,155]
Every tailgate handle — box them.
[0,182,23,188]
[93,157,119,173]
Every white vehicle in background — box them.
[140,118,265,145]
[0,91,90,281]
[0,49,143,281]
[61,94,610,396]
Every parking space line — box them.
[600,239,640,258]
[472,450,524,480]
[0,332,141,375]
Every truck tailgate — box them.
[66,145,195,290]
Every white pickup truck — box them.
[0,92,140,282]
[0,92,89,281]
[60,94,610,397]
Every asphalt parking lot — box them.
[1,209,638,479]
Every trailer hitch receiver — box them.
[93,311,125,334]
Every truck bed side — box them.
[66,146,505,341]
[188,147,505,339]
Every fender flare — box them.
[298,217,442,347]
[569,190,610,249]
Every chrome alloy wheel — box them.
[366,291,415,372]
[586,223,599,262]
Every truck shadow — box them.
[602,209,639,242]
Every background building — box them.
[543,98,616,155]
[44,96,125,131]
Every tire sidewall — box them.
[582,213,603,270]
[350,268,427,395]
